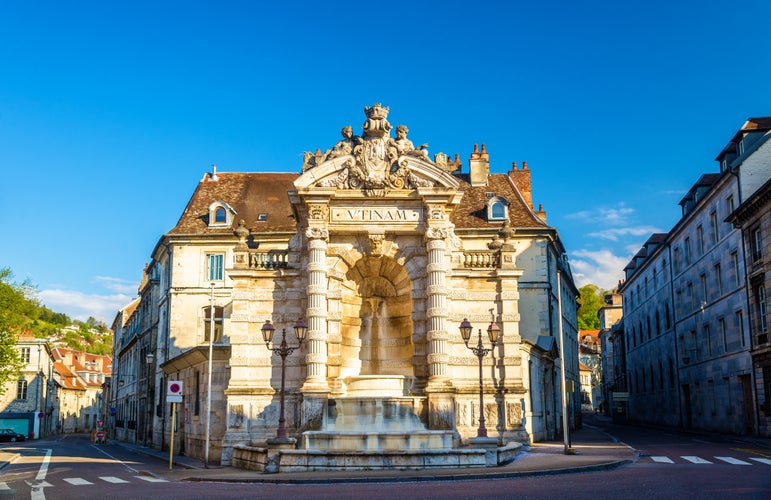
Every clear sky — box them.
[2,1,770,322]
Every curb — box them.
[180,459,633,484]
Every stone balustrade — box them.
[462,251,500,268]
[249,251,289,269]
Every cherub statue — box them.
[388,124,429,160]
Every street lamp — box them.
[145,351,154,447]
[459,317,500,438]
[261,318,308,440]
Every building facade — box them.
[114,104,580,464]
[0,335,54,439]
[620,117,770,435]
[726,119,771,437]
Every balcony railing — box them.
[462,251,500,269]
[249,251,289,270]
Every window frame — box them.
[207,253,225,282]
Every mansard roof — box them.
[451,173,548,230]
[169,169,548,236]
[168,172,299,236]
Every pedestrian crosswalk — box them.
[1,475,168,491]
[646,455,771,465]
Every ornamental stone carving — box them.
[308,104,439,196]
[308,204,329,221]
[305,227,329,241]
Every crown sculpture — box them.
[303,103,456,197]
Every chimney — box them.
[508,161,533,209]
[469,144,490,186]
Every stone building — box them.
[120,104,580,466]
[620,117,770,435]
[0,334,54,439]
[725,119,771,437]
[598,292,624,416]
[50,348,112,433]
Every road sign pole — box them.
[169,402,175,470]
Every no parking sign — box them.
[167,380,183,403]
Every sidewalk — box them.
[116,418,637,484]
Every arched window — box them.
[203,306,224,343]
[214,206,226,223]
[208,201,235,227]
[485,196,509,221]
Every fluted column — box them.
[302,226,330,392]
[425,227,450,384]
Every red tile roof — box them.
[168,170,549,236]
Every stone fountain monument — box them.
[229,104,526,472]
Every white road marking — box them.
[63,478,94,485]
[650,456,675,463]
[99,476,130,483]
[715,456,751,465]
[135,475,168,483]
[750,458,771,465]
[0,482,11,490]
[682,456,713,464]
[91,444,139,473]
[30,449,53,500]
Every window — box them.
[207,253,224,281]
[214,207,226,224]
[715,263,723,296]
[719,318,727,352]
[751,227,763,262]
[684,237,692,266]
[486,196,509,221]
[19,347,30,363]
[756,284,768,334]
[687,282,694,311]
[653,269,658,289]
[710,211,719,245]
[16,379,27,400]
[704,323,712,356]
[194,371,201,416]
[673,248,681,273]
[665,303,671,329]
[736,310,745,347]
[731,252,740,288]
[726,195,735,215]
[700,274,708,304]
[203,306,224,343]
[697,225,704,255]
[208,201,234,227]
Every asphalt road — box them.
[1,421,770,499]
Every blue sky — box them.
[2,1,770,322]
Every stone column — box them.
[302,226,330,393]
[425,226,450,385]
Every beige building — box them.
[0,334,53,439]
[121,104,580,465]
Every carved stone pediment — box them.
[295,104,460,196]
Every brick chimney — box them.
[508,161,533,209]
[469,144,490,186]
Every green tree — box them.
[0,268,28,394]
[577,283,606,330]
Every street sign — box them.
[613,391,630,401]
[97,419,104,428]
[109,407,116,416]
[37,412,44,419]
[167,380,183,403]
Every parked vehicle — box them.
[0,428,26,442]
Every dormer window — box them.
[486,196,509,221]
[208,201,236,227]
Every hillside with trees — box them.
[0,267,114,389]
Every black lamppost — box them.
[459,317,501,438]
[261,318,308,440]
[144,351,154,447]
